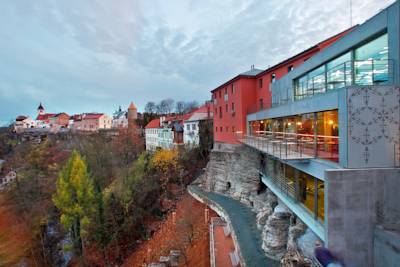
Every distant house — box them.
[183,104,213,147]
[112,106,128,128]
[14,115,36,132]
[35,103,57,128]
[49,112,70,128]
[73,113,112,131]
[145,118,162,151]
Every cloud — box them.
[0,0,395,123]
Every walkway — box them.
[188,185,279,267]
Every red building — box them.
[211,27,355,144]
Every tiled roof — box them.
[82,113,104,120]
[145,118,161,129]
[36,113,56,120]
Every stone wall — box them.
[201,144,312,260]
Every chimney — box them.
[251,64,255,70]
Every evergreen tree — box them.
[53,150,95,263]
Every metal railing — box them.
[237,131,339,161]
[294,59,393,101]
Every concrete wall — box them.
[374,226,400,267]
[325,168,400,267]
[346,86,400,168]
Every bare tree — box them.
[175,101,185,114]
[184,101,199,113]
[158,99,175,115]
[144,102,156,114]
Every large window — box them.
[294,33,390,100]
[262,155,325,222]
[355,33,389,85]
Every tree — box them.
[183,101,199,113]
[158,99,175,114]
[144,102,156,114]
[53,150,95,264]
[150,149,181,198]
[175,101,185,114]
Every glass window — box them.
[308,65,326,94]
[316,110,339,162]
[326,52,351,90]
[355,33,389,85]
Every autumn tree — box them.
[150,149,182,198]
[53,150,95,264]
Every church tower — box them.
[37,102,45,115]
[127,102,137,128]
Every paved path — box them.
[188,185,279,267]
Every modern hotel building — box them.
[242,2,400,266]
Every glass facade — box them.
[294,33,390,100]
[262,155,325,222]
[250,110,339,162]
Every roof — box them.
[240,68,263,76]
[211,26,356,92]
[36,113,56,121]
[145,118,161,129]
[82,113,104,120]
[16,115,28,121]
[255,26,358,78]
[70,114,82,121]
[184,104,212,122]
[54,112,69,118]
[37,102,44,110]
[211,67,264,92]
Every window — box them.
[215,108,217,115]
[220,126,222,132]
[186,124,190,131]
[231,102,235,112]
[259,78,263,88]
[288,65,294,72]
[226,126,229,132]
[226,104,228,112]
[192,124,196,130]
[219,107,222,118]
[232,126,235,132]
[225,88,227,94]
[326,52,352,90]
[216,127,218,132]
[219,91,221,98]
[355,33,388,85]
[271,73,276,83]
[231,83,235,94]
[259,99,264,110]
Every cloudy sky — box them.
[0,0,394,124]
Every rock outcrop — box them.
[203,144,260,205]
[202,143,314,261]
[261,204,292,259]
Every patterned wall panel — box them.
[347,86,400,168]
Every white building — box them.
[14,116,36,132]
[145,118,162,151]
[112,106,128,128]
[183,105,213,146]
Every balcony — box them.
[237,131,338,161]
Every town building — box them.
[211,28,354,144]
[73,113,112,131]
[183,104,213,147]
[112,106,128,128]
[236,3,400,267]
[13,116,36,132]
[145,118,162,151]
[49,113,70,129]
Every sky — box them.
[0,0,395,125]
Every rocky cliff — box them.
[201,143,314,260]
